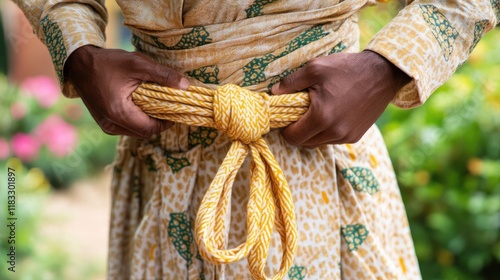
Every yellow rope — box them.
[133,83,310,280]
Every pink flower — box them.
[21,76,60,108]
[0,138,10,159]
[11,133,40,162]
[35,115,78,157]
[10,102,27,120]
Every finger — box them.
[97,117,148,138]
[300,136,337,148]
[270,65,314,95]
[297,128,341,147]
[79,98,148,138]
[301,126,363,146]
[131,53,189,90]
[280,90,325,146]
[117,101,174,139]
[301,144,321,150]
[280,112,324,146]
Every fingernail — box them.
[271,83,279,95]
[180,77,189,90]
[162,120,174,130]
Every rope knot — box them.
[213,84,270,144]
[133,83,309,279]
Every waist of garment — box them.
[125,0,367,92]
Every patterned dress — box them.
[13,0,499,279]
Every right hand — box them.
[64,45,189,139]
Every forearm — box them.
[365,0,499,108]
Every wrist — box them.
[64,45,102,83]
[362,50,411,93]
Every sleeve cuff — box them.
[39,4,106,98]
[365,2,496,108]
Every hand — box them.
[64,45,189,139]
[271,50,410,148]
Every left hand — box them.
[271,50,411,148]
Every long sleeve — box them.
[365,0,499,108]
[12,0,107,98]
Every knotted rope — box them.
[133,83,310,280]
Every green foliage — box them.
[362,4,500,279]
[0,159,104,279]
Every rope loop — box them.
[132,83,310,280]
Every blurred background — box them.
[0,1,499,279]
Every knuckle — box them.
[281,131,301,147]
[306,58,325,77]
[129,53,143,65]
[107,103,128,121]
[344,132,364,144]
[161,121,175,131]
[133,123,158,139]
[281,75,296,90]
[159,67,176,81]
[101,129,115,136]
[99,120,116,135]
[346,135,362,144]
[331,125,349,140]
[166,121,175,129]
[140,128,156,139]
[316,109,330,125]
[309,108,329,130]
[131,53,152,70]
[303,144,318,150]
[132,51,147,61]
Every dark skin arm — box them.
[271,50,411,148]
[64,45,188,139]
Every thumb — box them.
[132,53,190,90]
[270,66,313,95]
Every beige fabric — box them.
[12,0,500,279]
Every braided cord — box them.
[133,83,310,280]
